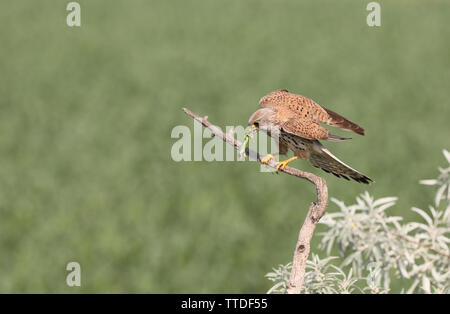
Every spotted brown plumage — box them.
[248,89,372,184]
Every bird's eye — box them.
[253,122,259,128]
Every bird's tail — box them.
[309,142,373,184]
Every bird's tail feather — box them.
[326,133,352,142]
[309,144,372,184]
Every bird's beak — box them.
[250,123,259,134]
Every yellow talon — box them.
[261,154,275,165]
[275,156,298,173]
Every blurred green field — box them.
[0,0,449,293]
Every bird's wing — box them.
[280,116,329,140]
[282,117,351,142]
[308,142,372,184]
[281,94,330,122]
[259,90,365,136]
[258,89,290,108]
[319,106,365,136]
[284,96,365,136]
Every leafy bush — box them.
[266,150,450,294]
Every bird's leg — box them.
[275,156,298,173]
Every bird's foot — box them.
[261,154,276,165]
[275,156,298,173]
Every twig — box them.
[391,232,450,259]
[182,107,329,294]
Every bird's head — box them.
[248,108,277,133]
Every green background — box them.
[0,0,448,292]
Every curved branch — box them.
[182,107,328,294]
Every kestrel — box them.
[248,89,372,184]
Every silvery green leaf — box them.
[405,222,429,234]
[421,276,431,294]
[372,197,398,208]
[437,235,450,244]
[444,204,450,222]
[326,236,335,255]
[435,184,447,207]
[411,207,433,226]
[404,249,415,264]
[407,279,420,294]
[392,219,403,230]
[376,201,397,213]
[347,268,353,280]
[329,265,345,276]
[267,281,285,294]
[330,198,347,211]
[419,179,439,186]
[431,206,441,218]
[430,267,444,282]
[320,255,339,265]
[372,244,382,261]
[397,260,410,278]
[443,149,450,164]
[383,270,391,290]
[355,196,365,209]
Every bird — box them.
[248,89,372,184]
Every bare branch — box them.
[182,107,329,294]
